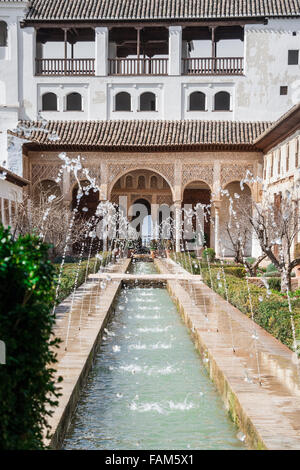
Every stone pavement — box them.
[155,258,300,450]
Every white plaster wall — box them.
[0,178,22,202]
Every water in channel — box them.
[63,262,245,450]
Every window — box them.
[42,92,58,111]
[126,175,133,188]
[0,22,7,47]
[138,175,145,189]
[280,86,288,95]
[115,92,131,111]
[140,92,156,111]
[286,143,290,172]
[278,149,281,175]
[288,50,299,65]
[189,91,206,111]
[66,92,82,111]
[150,175,158,188]
[214,91,230,111]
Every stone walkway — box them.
[46,258,131,448]
[155,258,300,450]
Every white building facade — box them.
[0,1,299,137]
[0,0,300,256]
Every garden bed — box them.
[55,252,111,304]
[171,253,300,352]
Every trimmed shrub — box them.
[56,252,111,303]
[201,269,300,350]
[202,248,216,262]
[266,263,278,273]
[0,226,61,449]
[267,278,281,291]
[213,266,246,279]
[172,252,300,351]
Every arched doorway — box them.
[130,198,152,244]
[110,169,173,246]
[220,181,252,257]
[182,181,211,248]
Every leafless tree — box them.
[224,192,267,276]
[246,191,300,292]
[11,190,88,259]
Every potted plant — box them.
[150,239,158,259]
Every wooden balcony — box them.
[35,58,95,76]
[108,58,168,76]
[182,57,244,75]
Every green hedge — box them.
[170,253,245,278]
[172,252,300,351]
[56,252,111,303]
[0,226,61,449]
[203,269,300,350]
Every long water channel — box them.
[63,261,245,450]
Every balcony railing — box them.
[108,58,168,76]
[35,58,95,76]
[182,57,244,75]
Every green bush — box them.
[220,266,246,279]
[172,252,300,351]
[56,252,111,303]
[201,268,300,351]
[202,248,216,262]
[0,226,61,449]
[267,278,281,291]
[266,263,278,273]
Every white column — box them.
[95,27,108,76]
[214,203,220,258]
[251,202,263,258]
[168,26,182,76]
[174,200,182,252]
[23,27,36,81]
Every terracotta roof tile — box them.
[12,119,272,149]
[25,0,300,21]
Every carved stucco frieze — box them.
[182,164,214,189]
[221,164,254,188]
[69,165,102,188]
[107,163,175,190]
[31,164,63,189]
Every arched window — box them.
[138,175,146,189]
[214,91,230,111]
[42,92,58,111]
[0,22,8,47]
[150,175,158,188]
[126,175,133,188]
[189,91,206,111]
[140,92,156,111]
[115,92,131,111]
[66,92,82,111]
